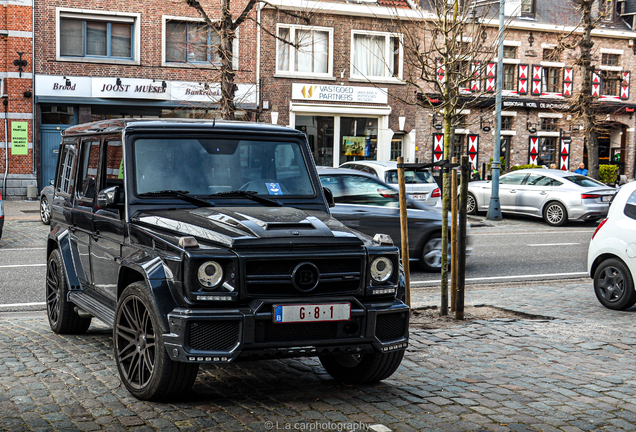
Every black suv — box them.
[45,119,409,400]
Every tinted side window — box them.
[104,139,124,186]
[340,175,398,207]
[500,172,528,185]
[526,174,553,186]
[77,138,100,201]
[624,190,636,220]
[56,143,78,195]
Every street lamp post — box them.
[487,0,505,221]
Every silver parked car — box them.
[339,160,441,206]
[39,184,54,225]
[467,168,616,226]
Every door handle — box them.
[509,190,517,193]
[540,191,547,195]
[92,231,100,241]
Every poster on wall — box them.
[342,136,369,156]
[11,122,28,155]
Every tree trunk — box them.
[219,0,236,120]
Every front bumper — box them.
[163,297,409,363]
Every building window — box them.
[602,53,620,66]
[455,114,468,129]
[521,0,534,14]
[543,49,560,62]
[501,116,514,130]
[601,70,622,96]
[503,64,517,90]
[538,137,557,166]
[503,46,517,59]
[351,31,402,80]
[542,67,562,93]
[277,25,332,76]
[166,20,223,64]
[60,14,134,59]
[540,117,559,131]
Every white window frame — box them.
[162,16,239,69]
[350,30,403,83]
[275,24,333,78]
[56,7,140,65]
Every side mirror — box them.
[97,186,120,209]
[323,186,335,208]
[48,179,54,186]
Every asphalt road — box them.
[0,214,601,312]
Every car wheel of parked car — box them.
[46,249,92,334]
[114,282,199,401]
[543,201,567,226]
[594,258,636,310]
[319,350,404,384]
[419,233,443,272]
[40,196,51,225]
[467,193,477,215]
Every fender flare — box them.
[119,252,179,333]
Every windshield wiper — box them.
[208,190,283,207]
[138,190,214,207]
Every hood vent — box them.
[266,222,315,231]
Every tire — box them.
[40,196,51,225]
[594,258,636,310]
[467,192,477,215]
[114,282,199,401]
[46,249,92,334]
[543,201,567,226]
[419,233,443,272]
[319,349,404,384]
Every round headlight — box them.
[370,257,393,283]
[197,261,224,289]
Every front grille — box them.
[376,312,408,342]
[187,321,240,351]
[245,257,363,296]
[255,316,363,343]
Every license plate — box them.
[273,303,351,323]
[410,194,427,200]
[602,195,612,202]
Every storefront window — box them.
[296,115,334,167]
[538,137,557,166]
[41,106,75,125]
[339,117,377,165]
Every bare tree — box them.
[391,0,498,315]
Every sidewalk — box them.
[2,198,41,222]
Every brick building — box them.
[0,0,35,199]
[32,0,259,192]
[260,0,420,167]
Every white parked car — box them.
[339,160,440,206]
[588,181,636,310]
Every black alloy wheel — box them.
[594,258,636,310]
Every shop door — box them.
[41,125,69,190]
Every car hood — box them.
[131,206,366,248]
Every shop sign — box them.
[92,78,170,100]
[292,83,388,104]
[502,99,571,110]
[35,75,91,97]
[11,122,28,155]
[171,82,257,104]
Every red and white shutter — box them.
[592,70,601,97]
[471,62,481,92]
[531,65,543,96]
[467,135,479,170]
[560,136,570,171]
[621,71,631,100]
[432,134,444,169]
[437,62,445,90]
[485,62,496,92]
[528,136,539,165]
[517,64,529,95]
[563,68,573,97]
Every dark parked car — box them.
[44,119,409,401]
[318,168,467,272]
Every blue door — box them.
[41,125,68,190]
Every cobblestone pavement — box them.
[2,280,636,431]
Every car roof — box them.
[317,167,379,179]
[62,118,305,138]
[508,168,581,178]
[341,160,397,169]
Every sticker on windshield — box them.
[267,183,283,195]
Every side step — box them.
[68,291,115,326]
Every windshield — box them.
[385,169,436,184]
[562,175,606,188]
[133,137,315,197]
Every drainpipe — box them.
[2,96,7,199]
